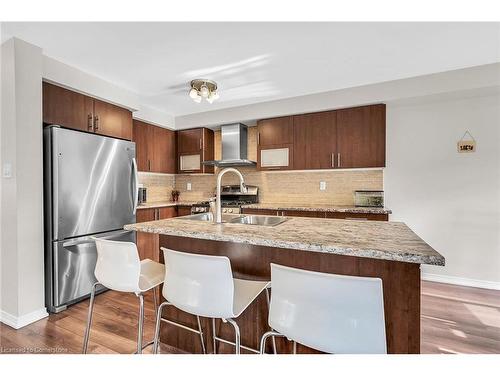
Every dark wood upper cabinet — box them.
[177,128,204,154]
[133,120,176,174]
[177,128,214,174]
[93,99,133,140]
[257,116,294,171]
[43,82,94,132]
[257,104,386,171]
[153,126,177,174]
[335,104,386,168]
[293,111,337,170]
[257,116,294,146]
[42,82,133,141]
[132,120,153,171]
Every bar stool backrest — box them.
[94,238,141,293]
[269,263,387,354]
[162,248,235,318]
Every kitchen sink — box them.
[178,212,240,223]
[229,215,288,227]
[179,213,287,227]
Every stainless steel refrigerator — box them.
[43,125,138,313]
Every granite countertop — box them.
[242,203,392,214]
[137,200,208,210]
[125,215,444,266]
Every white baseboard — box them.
[422,272,500,290]
[0,308,48,329]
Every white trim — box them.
[422,272,500,291]
[0,308,48,329]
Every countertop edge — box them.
[124,223,444,266]
[242,204,392,214]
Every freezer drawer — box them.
[47,229,136,313]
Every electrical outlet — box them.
[319,181,327,191]
[187,182,192,191]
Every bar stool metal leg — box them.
[82,282,100,354]
[225,318,241,354]
[265,287,277,354]
[153,287,158,313]
[137,294,145,354]
[259,331,285,354]
[196,316,207,354]
[153,301,169,354]
[212,318,217,354]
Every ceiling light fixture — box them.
[189,79,219,103]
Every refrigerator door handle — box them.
[63,239,95,248]
[132,157,139,215]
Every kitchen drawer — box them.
[324,212,388,221]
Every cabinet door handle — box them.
[257,133,260,145]
[148,160,151,171]
[337,153,341,168]
[88,114,93,131]
[94,115,99,132]
[331,153,334,168]
[199,138,202,150]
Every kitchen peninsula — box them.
[125,214,444,354]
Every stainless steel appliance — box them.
[190,184,259,215]
[354,190,385,207]
[203,123,256,167]
[138,187,147,204]
[43,126,138,313]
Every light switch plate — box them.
[187,182,192,191]
[319,181,327,191]
[2,163,12,178]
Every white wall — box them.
[43,56,176,129]
[176,63,500,129]
[385,94,500,288]
[0,38,48,328]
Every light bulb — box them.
[193,95,202,103]
[189,88,198,99]
[200,84,209,98]
[206,93,214,104]
[212,91,219,100]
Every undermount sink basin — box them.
[179,213,287,227]
[178,212,239,223]
[229,215,288,227]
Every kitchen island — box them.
[125,215,444,354]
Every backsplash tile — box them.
[138,172,175,203]
[141,127,383,206]
[175,168,383,205]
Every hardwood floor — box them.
[421,281,500,354]
[1,281,499,354]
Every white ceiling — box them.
[2,22,500,117]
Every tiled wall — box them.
[141,127,383,205]
[175,168,383,205]
[176,127,383,205]
[138,172,175,202]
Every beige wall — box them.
[138,172,175,203]
[176,127,383,204]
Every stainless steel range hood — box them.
[203,123,256,167]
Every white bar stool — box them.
[82,237,165,354]
[260,263,387,354]
[153,248,272,354]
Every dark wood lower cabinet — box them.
[241,208,388,221]
[136,208,158,261]
[158,235,421,354]
[176,206,192,217]
[136,206,177,262]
